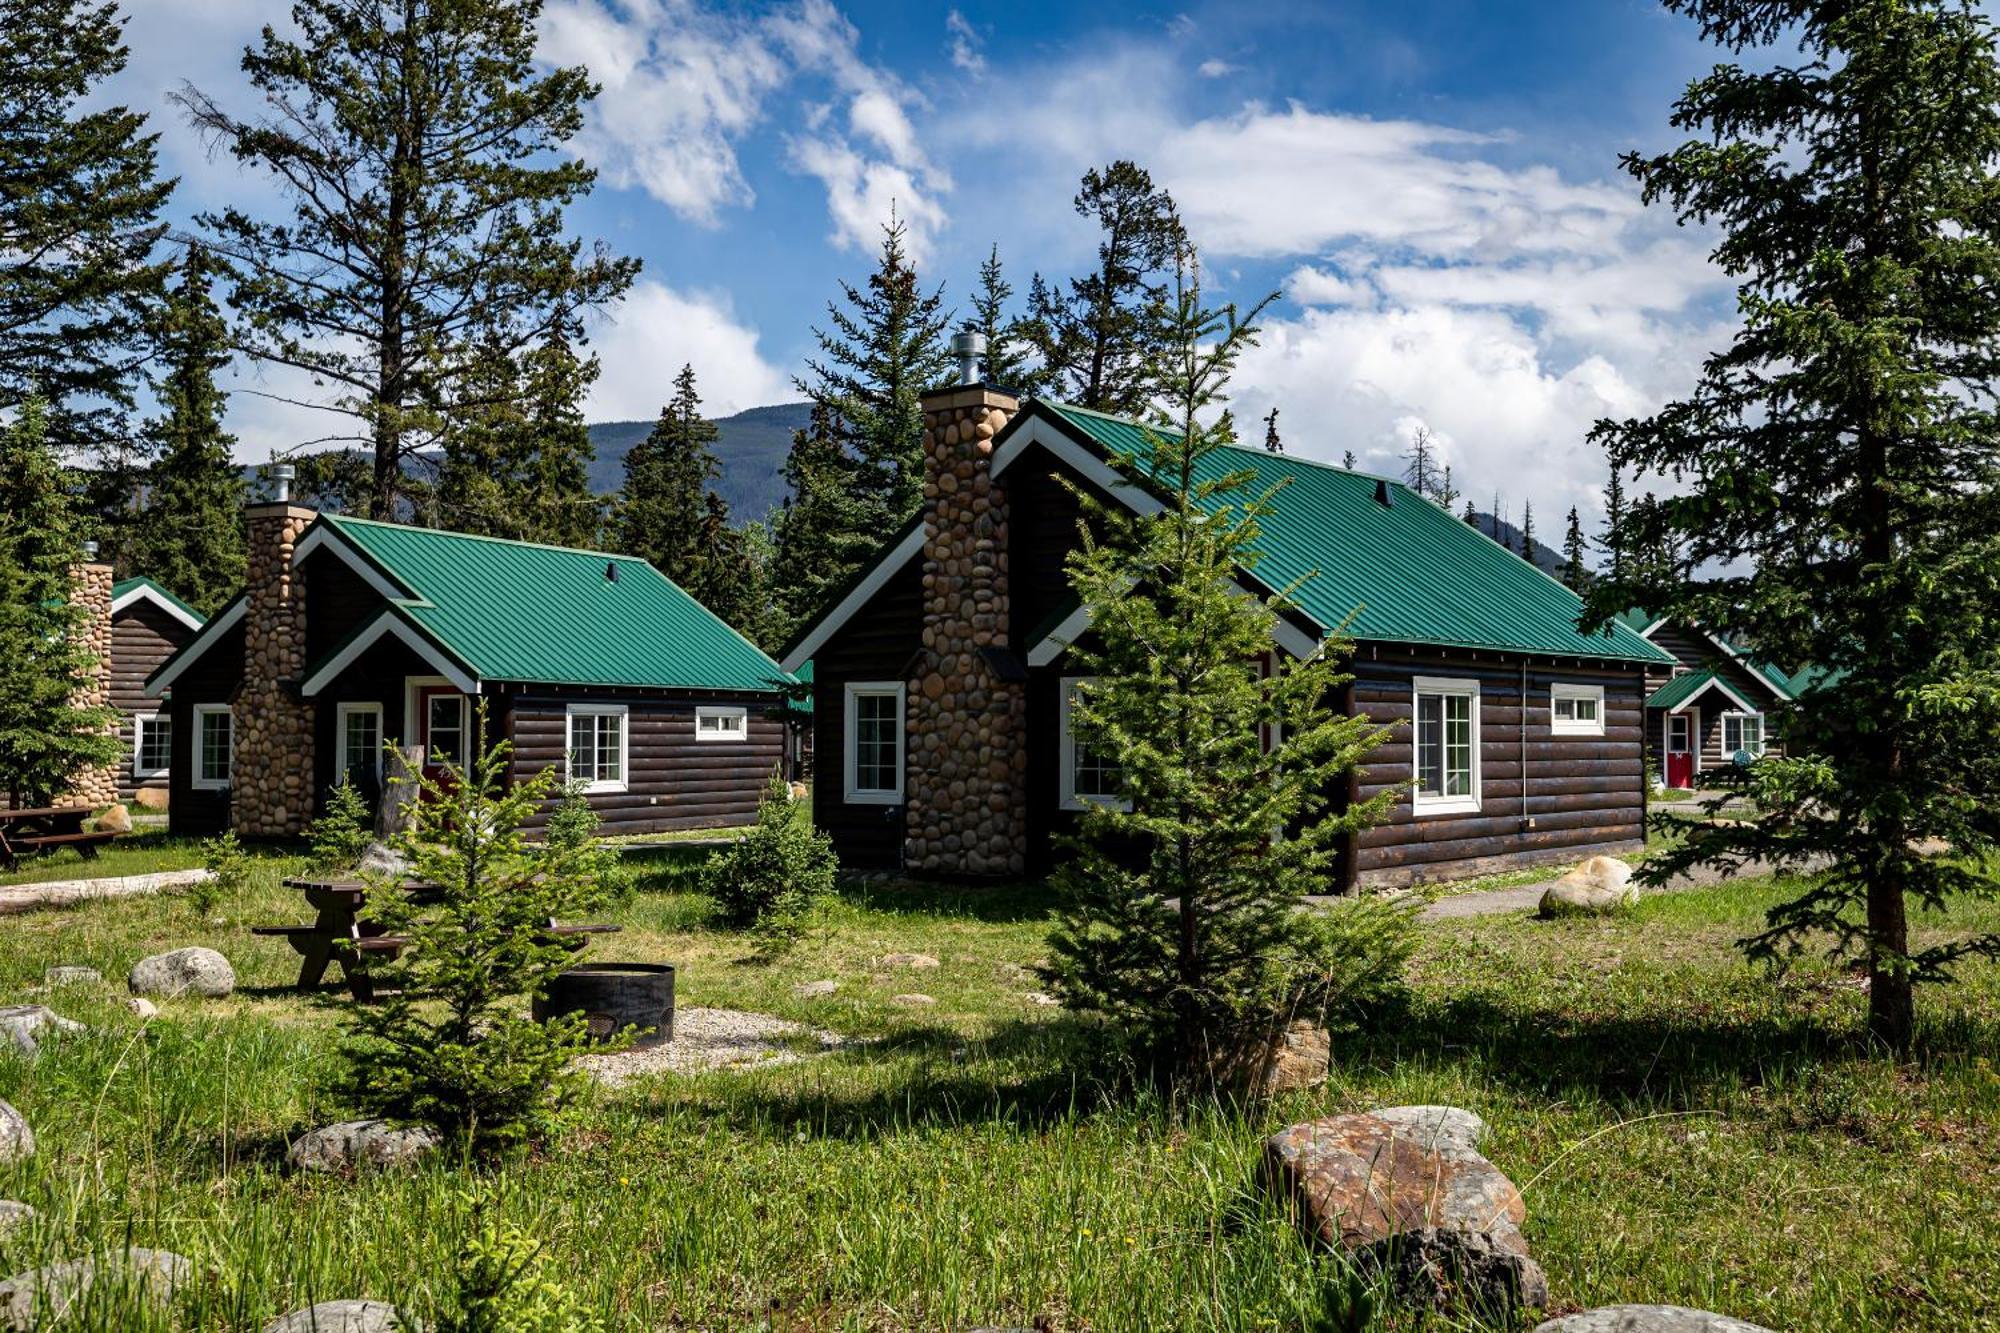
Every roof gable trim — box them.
[113,580,204,631]
[302,606,479,697]
[143,597,245,697]
[293,519,414,603]
[779,525,925,673]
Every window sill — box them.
[192,780,232,792]
[1061,797,1133,813]
[576,780,627,795]
[845,788,901,806]
[1412,795,1480,817]
[133,767,168,780]
[1550,723,1605,738]
[693,733,747,744]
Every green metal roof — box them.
[1646,669,1748,711]
[113,577,203,624]
[1043,403,1674,665]
[316,515,790,693]
[1620,606,1795,697]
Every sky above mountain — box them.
[112,0,1739,532]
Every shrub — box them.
[191,830,248,920]
[542,779,599,854]
[700,774,837,957]
[430,1189,605,1333]
[1266,894,1418,1031]
[308,780,373,871]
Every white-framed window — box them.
[133,713,171,779]
[1411,676,1480,814]
[843,682,904,805]
[566,704,629,792]
[193,704,233,790]
[336,702,384,787]
[1721,711,1766,759]
[695,705,748,743]
[1550,682,1606,736]
[1059,677,1130,812]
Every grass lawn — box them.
[0,830,216,888]
[0,851,1995,1330]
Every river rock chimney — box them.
[234,489,317,837]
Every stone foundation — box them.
[903,386,1025,876]
[63,562,118,809]
[234,504,316,837]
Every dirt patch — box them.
[576,1006,851,1086]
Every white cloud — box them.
[1197,58,1239,78]
[1284,264,1376,309]
[586,280,791,421]
[947,10,985,75]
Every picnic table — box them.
[0,806,117,871]
[255,877,620,1002]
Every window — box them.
[695,705,748,742]
[133,714,171,779]
[426,692,467,766]
[566,704,628,792]
[1412,677,1479,814]
[193,705,232,790]
[336,702,383,786]
[1721,711,1765,760]
[1550,683,1606,736]
[843,682,904,804]
[1059,677,1129,812]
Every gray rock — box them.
[1022,991,1060,1007]
[882,952,940,969]
[891,993,936,1006]
[128,946,235,998]
[356,841,410,877]
[0,1006,86,1056]
[0,1102,31,1165]
[793,979,838,999]
[0,1246,193,1331]
[1534,1308,1777,1333]
[0,1203,31,1235]
[262,1299,407,1333]
[1359,1226,1549,1316]
[43,966,101,987]
[127,997,159,1019]
[1370,1104,1489,1154]
[286,1120,438,1175]
[1539,880,1638,917]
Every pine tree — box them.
[516,324,601,549]
[1600,460,1628,583]
[0,0,172,456]
[1518,500,1536,562]
[126,245,245,613]
[971,244,1032,390]
[1561,506,1590,592]
[1042,251,1395,1083]
[615,365,717,575]
[0,401,122,807]
[1402,426,1440,499]
[1462,500,1479,526]
[1590,0,2000,1049]
[769,402,874,650]
[176,0,637,520]
[1436,463,1461,511]
[1263,407,1282,454]
[1019,160,1188,413]
[1343,450,1358,470]
[434,334,528,537]
[798,210,954,533]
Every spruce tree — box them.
[1591,0,2000,1049]
[1600,460,1628,583]
[1263,407,1282,454]
[615,365,718,578]
[434,334,527,537]
[1042,253,1394,1083]
[769,402,874,650]
[1020,160,1188,414]
[970,244,1032,390]
[1402,426,1440,499]
[516,324,601,549]
[0,401,122,807]
[1343,450,1357,470]
[127,246,245,613]
[1561,506,1591,592]
[0,0,172,456]
[1518,500,1536,562]
[1436,463,1461,511]
[1462,500,1479,526]
[177,0,637,520]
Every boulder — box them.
[892,993,936,1006]
[793,979,838,999]
[0,1103,32,1165]
[133,788,169,812]
[1212,1020,1331,1095]
[1264,1107,1543,1314]
[1534,1308,1777,1333]
[356,841,410,878]
[1022,992,1060,1007]
[94,804,132,834]
[1540,857,1637,917]
[0,1246,193,1331]
[128,947,235,999]
[43,966,101,987]
[127,998,159,1019]
[0,1203,31,1235]
[883,953,940,969]
[263,1299,407,1333]
[788,781,809,802]
[0,1006,85,1056]
[286,1120,437,1175]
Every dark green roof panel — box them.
[113,577,203,624]
[322,515,788,692]
[1647,669,1723,711]
[1045,404,1673,666]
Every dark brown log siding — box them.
[302,545,390,667]
[1641,619,1789,779]
[809,558,922,868]
[506,694,784,835]
[112,602,196,800]
[164,619,246,836]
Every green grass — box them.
[0,829,218,888]
[1,854,1996,1330]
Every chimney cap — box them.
[81,540,99,560]
[950,327,986,387]
[268,457,298,504]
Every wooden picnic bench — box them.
[255,877,621,1002]
[0,806,118,871]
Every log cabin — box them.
[146,500,792,839]
[109,578,206,808]
[782,375,1678,890]
[1615,609,1800,789]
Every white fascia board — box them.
[991,415,1167,518]
[143,598,246,697]
[113,584,204,632]
[292,522,410,602]
[302,609,478,697]
[778,526,925,674]
[1698,628,1795,702]
[1669,674,1759,716]
[1028,582,1322,667]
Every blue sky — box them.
[112,0,1740,530]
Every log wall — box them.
[810,557,922,869]
[111,601,196,801]
[164,619,245,836]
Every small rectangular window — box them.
[193,705,232,790]
[844,683,904,804]
[1412,678,1479,814]
[426,693,466,766]
[337,703,383,787]
[133,714,171,778]
[1060,677,1129,812]
[1721,712,1765,759]
[567,705,628,791]
[695,705,748,742]
[1551,683,1606,736]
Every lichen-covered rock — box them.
[1360,1226,1548,1315]
[286,1120,437,1175]
[43,966,101,986]
[0,1102,31,1165]
[0,1203,31,1235]
[0,1246,193,1330]
[1369,1104,1489,1154]
[262,1298,407,1332]
[883,953,939,969]
[892,993,936,1006]
[127,998,159,1019]
[128,946,235,998]
[0,1006,85,1056]
[1540,857,1637,916]
[794,979,837,999]
[1212,1020,1332,1095]
[1534,1307,1777,1333]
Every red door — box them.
[1665,712,1694,788]
[416,687,468,784]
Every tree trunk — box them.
[1866,848,1914,1050]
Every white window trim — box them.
[1058,676,1132,813]
[1720,710,1766,759]
[694,704,749,743]
[843,681,905,805]
[1550,682,1606,737]
[565,703,630,794]
[335,702,385,784]
[132,713,170,779]
[1411,675,1481,816]
[192,704,233,791]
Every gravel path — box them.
[576,1007,852,1086]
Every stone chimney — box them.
[904,338,1025,876]
[64,552,118,809]
[234,498,317,836]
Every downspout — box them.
[1520,660,1529,837]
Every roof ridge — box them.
[327,513,652,563]
[1048,400,1412,489]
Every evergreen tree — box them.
[434,333,527,537]
[1343,450,1358,470]
[1019,160,1188,413]
[615,365,718,575]
[1402,426,1440,499]
[1436,463,1461,511]
[1600,459,1628,583]
[970,244,1032,390]
[1518,500,1536,562]
[1462,500,1479,526]
[1561,506,1591,592]
[1042,252,1395,1083]
[516,323,601,549]
[126,245,245,613]
[1263,407,1282,454]
[177,0,637,520]
[769,402,874,650]
[1590,0,2000,1049]
[0,0,172,456]
[0,401,122,807]
[798,210,954,533]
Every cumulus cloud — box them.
[947,10,985,74]
[585,280,792,422]
[1197,58,1239,78]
